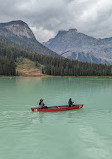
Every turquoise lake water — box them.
[0,77,112,159]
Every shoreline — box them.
[0,75,112,78]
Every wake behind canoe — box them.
[31,104,84,112]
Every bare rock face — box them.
[0,20,58,56]
[0,20,35,39]
[5,24,34,39]
[44,29,112,64]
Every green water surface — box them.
[0,77,112,159]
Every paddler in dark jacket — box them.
[39,98,47,109]
[68,98,74,107]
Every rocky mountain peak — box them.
[44,28,112,64]
[0,20,28,29]
[68,28,78,33]
[57,29,78,37]
[56,30,67,36]
[0,20,58,56]
[0,20,35,39]
[7,20,27,26]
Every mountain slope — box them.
[0,20,58,56]
[44,29,112,64]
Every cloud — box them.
[30,26,55,42]
[0,0,112,42]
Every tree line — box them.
[0,56,16,76]
[0,41,112,76]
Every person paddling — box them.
[39,98,47,109]
[68,98,74,107]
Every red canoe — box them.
[31,104,84,112]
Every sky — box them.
[0,0,112,42]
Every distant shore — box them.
[0,75,112,78]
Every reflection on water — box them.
[0,77,112,159]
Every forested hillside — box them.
[0,42,112,76]
[0,56,16,76]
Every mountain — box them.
[0,20,58,56]
[43,29,112,64]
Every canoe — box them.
[31,104,84,112]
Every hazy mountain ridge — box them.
[0,20,58,56]
[44,29,112,64]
